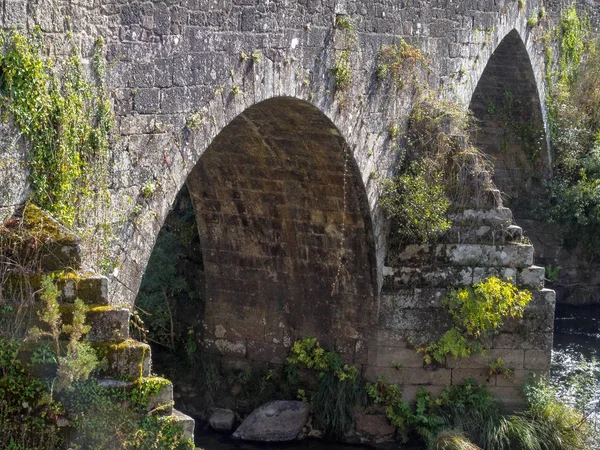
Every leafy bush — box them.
[382,94,492,258]
[543,7,600,259]
[376,39,428,88]
[0,338,64,450]
[419,277,531,364]
[64,378,194,450]
[381,162,451,252]
[288,338,366,437]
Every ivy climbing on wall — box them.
[0,28,113,227]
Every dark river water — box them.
[194,304,600,449]
[551,304,600,423]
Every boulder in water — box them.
[209,408,236,432]
[232,400,310,441]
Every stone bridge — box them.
[2,0,599,417]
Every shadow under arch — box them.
[469,29,549,223]
[138,96,379,372]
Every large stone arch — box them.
[468,28,549,225]
[144,96,379,363]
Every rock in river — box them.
[232,400,310,442]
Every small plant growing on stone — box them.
[528,15,538,28]
[251,50,261,64]
[231,85,240,96]
[376,39,427,89]
[240,51,249,62]
[141,181,156,198]
[186,110,205,130]
[487,357,515,380]
[27,276,99,392]
[335,15,353,31]
[518,0,526,12]
[331,51,352,91]
[287,338,366,437]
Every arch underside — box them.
[469,29,549,222]
[184,97,378,362]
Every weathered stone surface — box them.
[86,307,130,342]
[232,401,310,442]
[209,408,236,433]
[354,405,395,441]
[166,409,195,441]
[93,340,151,381]
[147,379,174,415]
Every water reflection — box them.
[551,304,600,426]
[194,430,371,450]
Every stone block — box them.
[447,349,524,370]
[86,306,130,342]
[166,409,195,441]
[367,345,425,368]
[210,408,236,433]
[146,379,174,415]
[492,332,553,351]
[446,244,534,268]
[451,368,496,386]
[486,386,526,409]
[472,267,517,284]
[517,266,545,289]
[63,275,110,305]
[354,405,395,440]
[94,340,151,381]
[363,365,450,385]
[134,88,161,113]
[523,349,551,371]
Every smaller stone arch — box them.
[469,29,550,224]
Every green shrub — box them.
[419,277,531,364]
[64,378,194,450]
[376,39,427,88]
[332,50,352,91]
[543,8,600,259]
[381,161,451,252]
[382,93,491,258]
[288,338,366,437]
[0,338,64,450]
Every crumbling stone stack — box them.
[2,206,195,441]
[371,161,555,408]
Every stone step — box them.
[3,272,110,306]
[43,304,129,342]
[444,223,522,245]
[59,274,110,306]
[86,306,130,342]
[395,243,534,268]
[162,409,195,442]
[92,339,151,381]
[97,377,174,415]
[383,265,545,290]
[447,207,513,227]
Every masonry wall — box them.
[0,0,563,307]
